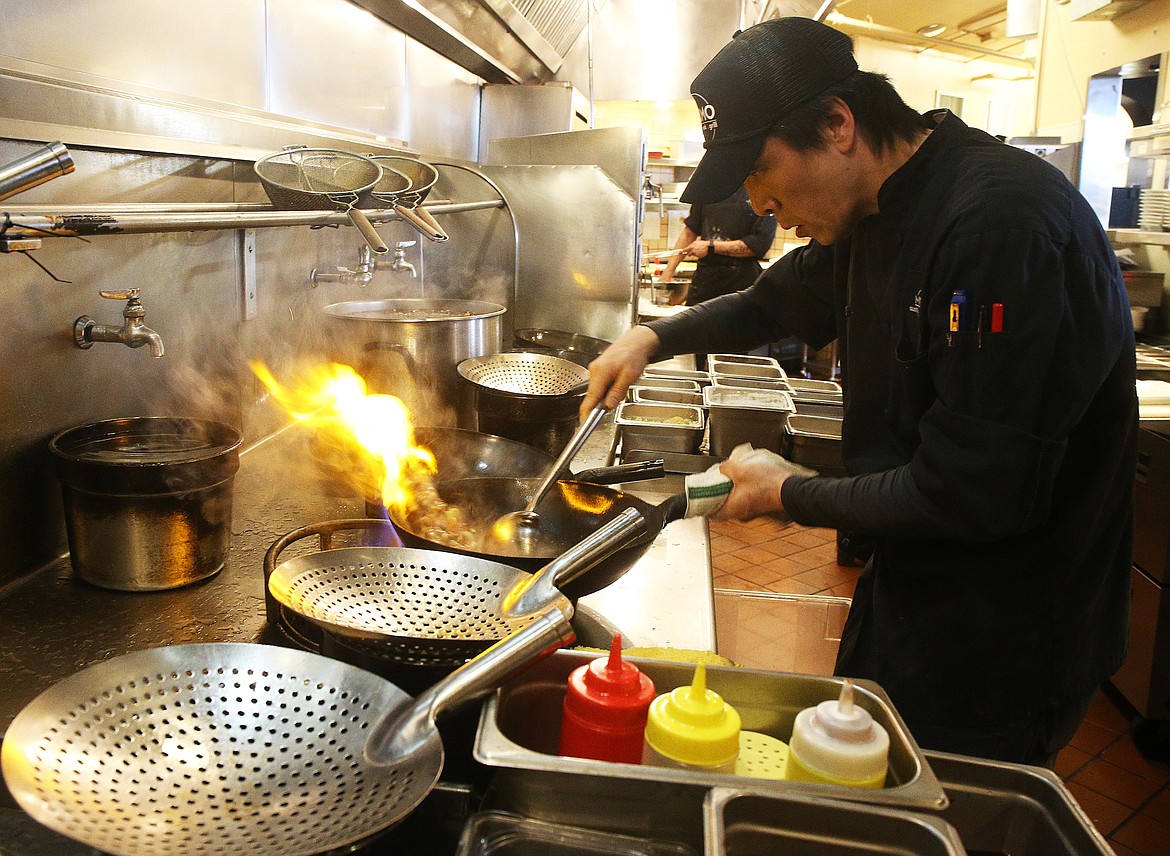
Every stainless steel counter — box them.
[0,420,714,737]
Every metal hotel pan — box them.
[359,156,447,242]
[254,147,389,255]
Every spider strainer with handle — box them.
[254,147,389,255]
[361,155,448,242]
[267,507,646,667]
[2,584,589,856]
[458,352,590,397]
[371,155,449,242]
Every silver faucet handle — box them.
[395,241,417,250]
[99,289,139,301]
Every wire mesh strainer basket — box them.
[458,354,591,455]
[458,352,589,397]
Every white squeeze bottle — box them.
[785,679,889,788]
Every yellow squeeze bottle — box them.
[786,679,889,788]
[641,663,741,773]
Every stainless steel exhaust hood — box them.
[352,0,607,84]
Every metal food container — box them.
[785,414,844,474]
[629,377,703,394]
[793,400,844,419]
[474,650,948,846]
[787,378,842,397]
[631,386,705,407]
[615,402,705,454]
[643,367,712,386]
[709,360,787,382]
[710,375,790,392]
[456,811,697,856]
[703,386,795,456]
[706,354,785,373]
[706,788,965,856]
[922,751,1114,856]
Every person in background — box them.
[657,185,776,370]
[659,184,777,307]
[583,18,1137,766]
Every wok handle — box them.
[395,204,446,242]
[364,603,576,766]
[505,507,647,617]
[413,205,450,242]
[573,459,665,485]
[345,207,390,254]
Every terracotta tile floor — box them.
[710,518,1170,855]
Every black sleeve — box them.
[740,213,779,259]
[683,204,703,236]
[645,241,838,359]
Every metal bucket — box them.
[324,299,506,429]
[49,417,242,591]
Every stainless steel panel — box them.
[0,0,267,109]
[267,0,409,140]
[481,163,637,340]
[556,0,742,101]
[480,84,577,150]
[404,41,484,161]
[485,125,645,200]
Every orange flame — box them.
[251,361,433,511]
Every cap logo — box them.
[694,93,718,143]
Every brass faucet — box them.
[74,289,165,358]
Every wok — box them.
[412,425,662,484]
[388,477,687,597]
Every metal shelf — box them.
[1107,229,1170,246]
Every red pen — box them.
[990,303,1004,333]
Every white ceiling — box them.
[755,1,1029,61]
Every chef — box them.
[583,18,1137,766]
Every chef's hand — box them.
[686,239,713,259]
[581,325,660,418]
[712,445,816,522]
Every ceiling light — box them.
[917,23,947,37]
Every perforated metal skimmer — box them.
[458,352,589,396]
[0,642,443,856]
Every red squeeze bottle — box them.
[559,634,656,763]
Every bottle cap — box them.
[644,663,740,767]
[812,680,877,742]
[564,634,656,728]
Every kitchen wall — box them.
[0,0,509,588]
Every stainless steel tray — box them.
[923,750,1114,855]
[705,787,966,855]
[474,650,948,845]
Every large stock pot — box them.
[324,298,505,428]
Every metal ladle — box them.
[482,402,608,555]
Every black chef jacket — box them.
[682,186,777,305]
[647,111,1137,755]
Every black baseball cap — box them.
[680,18,858,204]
